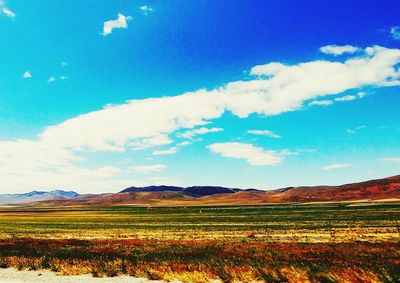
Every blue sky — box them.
[0,0,399,193]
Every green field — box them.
[0,203,399,282]
[0,202,399,242]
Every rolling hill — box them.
[3,175,400,206]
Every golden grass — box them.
[0,204,399,282]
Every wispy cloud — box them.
[178,127,223,139]
[320,45,360,56]
[140,5,153,15]
[0,1,15,19]
[208,142,283,166]
[390,26,400,41]
[309,100,333,106]
[47,75,68,83]
[334,95,357,102]
[177,141,191,147]
[322,163,351,170]
[102,13,132,36]
[347,125,367,134]
[131,164,166,173]
[279,149,299,156]
[247,130,281,139]
[311,91,365,107]
[357,92,367,98]
[22,71,32,79]
[152,147,177,155]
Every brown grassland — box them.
[0,202,399,282]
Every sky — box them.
[0,0,399,193]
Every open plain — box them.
[0,202,399,282]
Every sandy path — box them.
[0,268,175,283]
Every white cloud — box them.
[1,1,15,18]
[231,46,400,117]
[250,62,287,77]
[390,26,400,41]
[309,100,333,106]
[178,127,223,139]
[131,164,166,173]
[357,91,367,98]
[177,141,191,147]
[279,149,299,156]
[322,163,351,170]
[140,5,153,15]
[2,6,14,18]
[130,134,173,150]
[0,140,124,193]
[334,95,357,102]
[0,45,399,191]
[381,157,400,164]
[208,142,283,166]
[39,90,224,152]
[22,71,32,79]
[247,129,281,139]
[102,13,132,36]
[47,76,68,83]
[320,45,360,56]
[37,46,400,153]
[310,93,363,105]
[152,147,177,155]
[347,125,367,134]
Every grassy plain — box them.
[0,202,399,282]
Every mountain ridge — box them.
[0,190,80,205]
[121,185,240,197]
[1,175,400,206]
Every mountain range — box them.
[0,175,399,206]
[0,190,80,205]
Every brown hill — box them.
[269,174,400,203]
[36,191,195,206]
[192,175,400,205]
[31,175,400,206]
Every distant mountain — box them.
[121,185,183,193]
[3,175,400,206]
[184,186,237,197]
[121,185,238,197]
[0,190,79,205]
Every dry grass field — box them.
[0,202,399,282]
